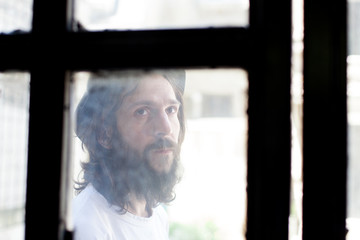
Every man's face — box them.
[116,74,181,174]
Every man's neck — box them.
[127,193,149,218]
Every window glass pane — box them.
[65,69,248,240]
[347,1,360,239]
[74,0,249,31]
[289,0,303,239]
[0,0,33,33]
[0,72,30,240]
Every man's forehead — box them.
[87,69,185,95]
[123,75,178,106]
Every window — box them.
[1,0,349,240]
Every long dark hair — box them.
[74,70,185,214]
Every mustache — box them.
[145,138,177,152]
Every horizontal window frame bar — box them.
[0,27,250,71]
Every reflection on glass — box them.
[0,0,33,33]
[347,1,360,239]
[0,72,30,240]
[75,0,249,31]
[68,69,248,240]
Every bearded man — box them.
[72,70,185,240]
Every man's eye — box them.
[166,106,178,114]
[135,108,148,116]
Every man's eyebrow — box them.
[168,99,181,105]
[128,99,181,108]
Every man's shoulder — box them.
[152,205,169,227]
[153,205,167,217]
[73,185,114,239]
[73,220,110,240]
[73,185,111,222]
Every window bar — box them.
[247,0,292,240]
[303,0,347,239]
[25,0,72,239]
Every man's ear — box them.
[97,127,113,149]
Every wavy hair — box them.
[74,70,185,215]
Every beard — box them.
[103,131,182,210]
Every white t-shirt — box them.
[73,185,170,240]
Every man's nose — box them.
[153,111,172,137]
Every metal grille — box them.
[0,72,30,240]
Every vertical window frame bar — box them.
[303,0,348,240]
[247,0,292,240]
[25,0,71,239]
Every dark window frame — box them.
[0,0,347,239]
[303,0,347,240]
